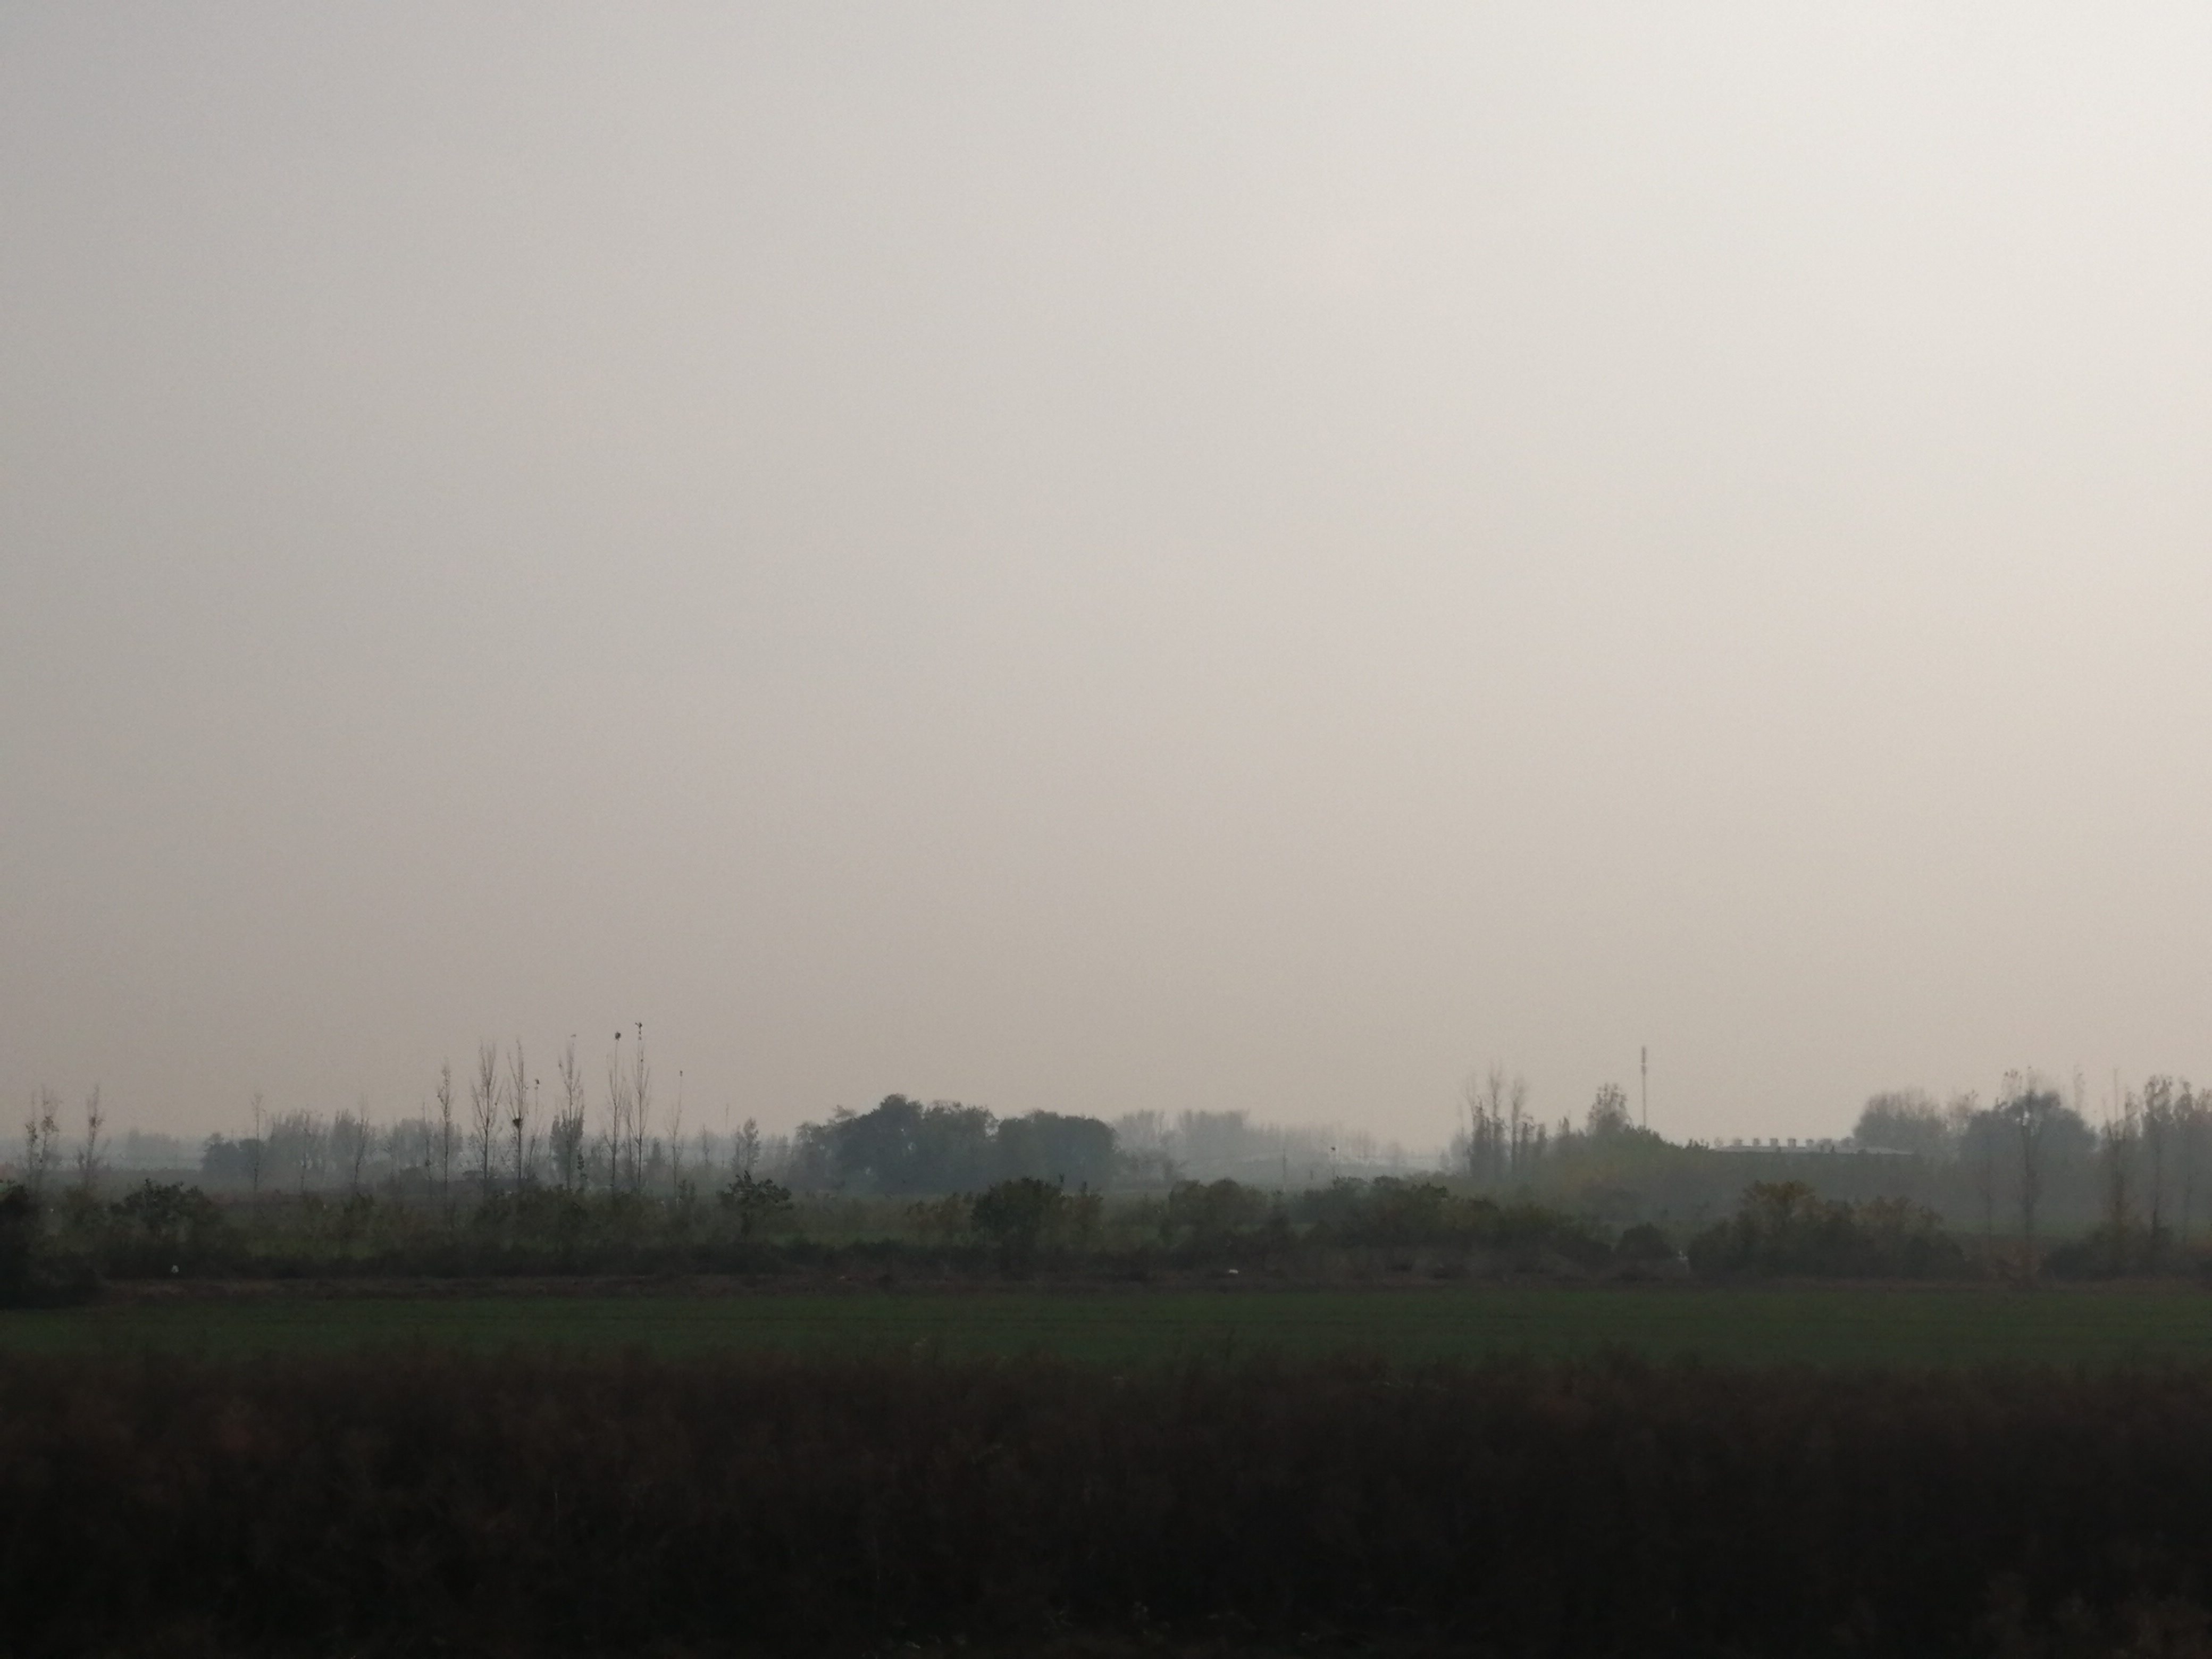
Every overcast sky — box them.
[6,4,2211,1149]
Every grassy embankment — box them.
[6,1280,2212,1365]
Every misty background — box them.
[5,4,2211,1149]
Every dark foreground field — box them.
[9,1343,2212,1658]
[13,1284,2212,1656]
[11,1279,2212,1365]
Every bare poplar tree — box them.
[332,1105,358,1197]
[2141,1076,2176,1247]
[1453,1073,1477,1178]
[506,1041,531,1193]
[1451,1076,1480,1180]
[288,1110,327,1195]
[1961,1094,1997,1245]
[605,1033,632,1193]
[1482,1067,1507,1180]
[2002,1071,2059,1263]
[735,1115,763,1177]
[667,1070,686,1190]
[347,1096,373,1196]
[436,1062,456,1219]
[300,1112,328,1195]
[22,1087,60,1197]
[2179,1082,2203,1246]
[74,1085,105,1194]
[554,1037,588,1191]
[245,1091,266,1201]
[1508,1074,1530,1175]
[631,1023,652,1193]
[2100,1087,2136,1244]
[471,1041,500,1200]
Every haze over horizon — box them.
[6,5,2212,1150]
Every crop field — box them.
[6,1280,2212,1365]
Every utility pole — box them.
[1640,1046,1648,1132]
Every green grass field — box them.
[6,1282,2212,1365]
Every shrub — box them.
[0,1184,31,1304]
[1689,1180,1966,1278]
[969,1176,1100,1263]
[717,1168,793,1239]
[102,1180,225,1274]
[112,1180,221,1246]
[1162,1177,1275,1246]
[1612,1221,1676,1262]
[1294,1178,1611,1265]
[2043,1224,2191,1279]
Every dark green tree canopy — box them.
[791,1095,1116,1195]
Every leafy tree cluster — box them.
[1449,1076,1681,1211]
[789,1095,1116,1195]
[2043,1076,2212,1276]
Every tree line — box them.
[1852,1070,2209,1262]
[188,1031,793,1206]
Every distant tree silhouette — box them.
[470,1042,500,1198]
[1586,1083,1632,1137]
[717,1168,791,1239]
[1852,1089,1952,1158]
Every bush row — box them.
[0,1174,1661,1291]
[15,1171,2197,1289]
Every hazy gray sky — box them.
[6,4,2211,1147]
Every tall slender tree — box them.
[506,1041,531,1193]
[74,1085,105,1194]
[667,1071,686,1191]
[630,1024,652,1193]
[22,1087,60,1197]
[2002,1071,2061,1264]
[554,1037,588,1192]
[471,1042,500,1199]
[245,1091,266,1202]
[2100,1087,2135,1246]
[605,1032,632,1192]
[2178,1082,2203,1245]
[435,1063,456,1219]
[2141,1076,2177,1249]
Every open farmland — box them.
[13,1343,2212,1657]
[7,1280,2212,1365]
